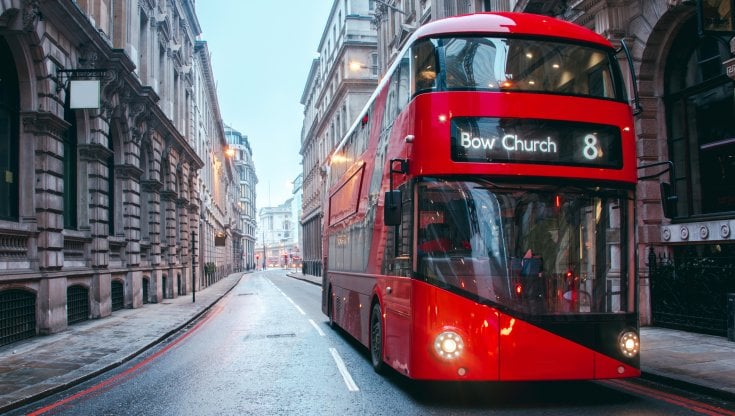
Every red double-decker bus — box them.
[322,12,640,381]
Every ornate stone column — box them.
[22,112,69,271]
[22,111,69,333]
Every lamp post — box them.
[192,231,196,303]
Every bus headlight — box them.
[619,331,639,358]
[434,331,464,360]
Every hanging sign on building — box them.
[69,80,101,109]
[215,232,227,246]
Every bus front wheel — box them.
[370,302,385,374]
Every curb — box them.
[640,370,735,403]
[286,272,320,286]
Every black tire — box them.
[370,302,385,374]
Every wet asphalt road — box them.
[12,269,735,416]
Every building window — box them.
[0,37,19,221]
[665,19,735,217]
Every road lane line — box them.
[286,296,306,315]
[309,319,326,336]
[329,348,359,392]
[269,279,306,315]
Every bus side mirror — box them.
[660,182,678,219]
[384,190,402,226]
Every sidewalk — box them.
[0,272,245,413]
[0,270,733,413]
[639,326,735,398]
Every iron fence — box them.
[649,247,735,336]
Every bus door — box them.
[381,183,412,373]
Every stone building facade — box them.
[192,40,241,287]
[225,123,258,271]
[0,0,239,347]
[256,199,298,269]
[300,0,379,278]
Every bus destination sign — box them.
[451,117,622,168]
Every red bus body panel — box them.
[329,274,640,381]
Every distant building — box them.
[193,40,241,287]
[291,174,304,266]
[256,200,298,269]
[225,124,258,270]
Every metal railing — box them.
[649,247,735,336]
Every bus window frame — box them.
[410,34,628,103]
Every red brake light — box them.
[514,283,523,296]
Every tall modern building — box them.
[0,0,239,347]
[300,0,379,277]
[225,124,258,270]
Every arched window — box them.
[0,37,20,221]
[665,18,735,217]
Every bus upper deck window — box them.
[412,39,438,93]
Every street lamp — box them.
[349,61,365,72]
[373,0,406,14]
[191,231,196,303]
[262,231,267,270]
[695,0,735,35]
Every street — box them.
[10,269,735,416]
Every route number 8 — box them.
[583,134,599,160]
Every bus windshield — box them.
[416,179,634,316]
[412,36,624,100]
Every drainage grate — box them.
[266,333,296,338]
[142,278,150,304]
[237,293,254,296]
[244,332,297,341]
[0,289,36,347]
[111,280,124,311]
[67,285,90,325]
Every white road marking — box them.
[269,279,306,315]
[309,319,326,336]
[329,348,359,392]
[268,276,355,392]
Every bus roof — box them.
[410,12,614,49]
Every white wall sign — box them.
[69,79,101,109]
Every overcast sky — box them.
[195,2,334,211]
